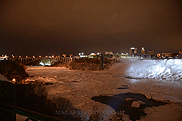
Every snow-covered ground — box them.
[25,59,182,121]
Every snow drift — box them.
[126,59,182,81]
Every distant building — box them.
[148,50,154,55]
[105,51,113,55]
[0,55,9,60]
[73,56,80,58]
[179,51,182,54]
[179,51,182,58]
[129,47,137,55]
[90,53,96,56]
[161,53,172,57]
[105,51,113,58]
[141,47,145,55]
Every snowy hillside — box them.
[126,59,182,81]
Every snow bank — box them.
[25,76,59,83]
[126,59,182,81]
[0,74,10,82]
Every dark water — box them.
[91,92,169,121]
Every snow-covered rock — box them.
[131,101,140,108]
[131,101,145,108]
[126,98,133,101]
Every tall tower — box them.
[141,47,145,55]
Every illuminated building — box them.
[148,50,154,55]
[79,52,87,58]
[105,51,113,58]
[141,47,145,55]
[179,51,182,54]
[179,51,182,58]
[79,52,84,56]
[105,51,113,55]
[129,47,137,55]
[0,55,9,60]
[90,53,96,56]
[162,53,172,57]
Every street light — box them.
[12,78,16,83]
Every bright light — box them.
[90,53,95,55]
[131,47,135,49]
[12,78,16,82]
[39,62,44,66]
[39,61,51,66]
[80,55,86,57]
[79,53,84,55]
[39,56,41,58]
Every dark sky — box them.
[0,0,182,56]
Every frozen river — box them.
[25,59,182,121]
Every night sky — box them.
[0,0,182,56]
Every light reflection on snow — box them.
[126,59,182,81]
[127,79,141,84]
[39,62,51,66]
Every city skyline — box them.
[0,0,182,56]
